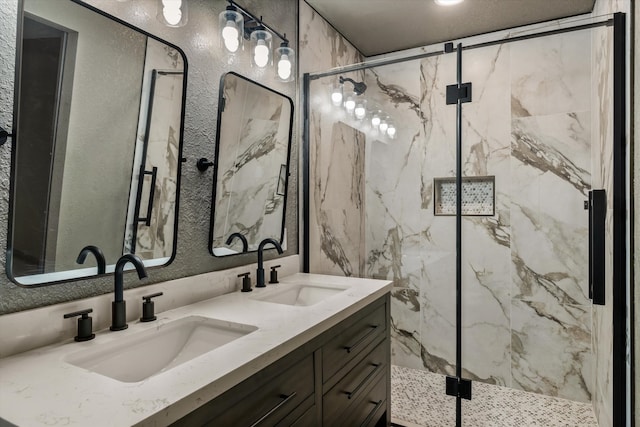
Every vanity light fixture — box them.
[276,41,295,81]
[157,0,188,28]
[219,0,295,82]
[250,26,272,68]
[434,0,464,5]
[331,83,344,106]
[371,111,381,128]
[219,4,244,54]
[379,118,389,134]
[344,95,356,114]
[386,121,397,139]
[354,100,367,120]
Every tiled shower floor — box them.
[391,365,599,427]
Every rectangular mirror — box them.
[8,0,187,285]
[209,73,293,256]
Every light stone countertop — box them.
[0,273,392,426]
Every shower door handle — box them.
[589,189,606,306]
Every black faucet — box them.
[256,238,283,288]
[226,232,249,253]
[111,254,147,331]
[76,245,106,274]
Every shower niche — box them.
[433,176,495,216]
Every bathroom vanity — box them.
[0,273,392,426]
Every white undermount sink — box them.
[65,316,257,383]
[252,283,348,306]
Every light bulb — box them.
[158,0,187,27]
[254,40,270,68]
[371,114,381,128]
[331,86,343,106]
[354,103,366,120]
[379,120,388,133]
[434,0,464,5]
[222,21,239,52]
[344,97,356,114]
[277,55,292,80]
[387,125,397,138]
[163,7,182,25]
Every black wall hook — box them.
[0,126,13,146]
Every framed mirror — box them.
[7,0,187,286]
[209,73,293,256]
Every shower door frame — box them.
[302,12,628,426]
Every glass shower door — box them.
[460,23,611,425]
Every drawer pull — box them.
[249,392,297,427]
[360,400,384,427]
[346,363,382,400]
[344,324,379,354]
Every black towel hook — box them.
[0,126,13,146]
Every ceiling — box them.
[304,0,596,56]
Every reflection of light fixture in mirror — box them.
[354,100,366,120]
[379,118,389,134]
[344,95,356,114]
[276,41,294,82]
[219,5,243,54]
[386,121,397,139]
[157,0,188,27]
[250,26,272,68]
[434,0,464,5]
[371,111,381,128]
[331,83,343,106]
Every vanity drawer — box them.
[322,338,387,423]
[325,367,387,427]
[173,352,314,427]
[322,300,386,383]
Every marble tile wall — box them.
[300,0,366,276]
[309,28,607,404]
[124,40,184,260]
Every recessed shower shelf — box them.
[434,176,495,216]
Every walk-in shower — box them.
[303,12,627,427]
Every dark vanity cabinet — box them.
[173,294,390,426]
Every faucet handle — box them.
[238,272,252,292]
[140,292,163,322]
[64,308,95,342]
[269,265,281,284]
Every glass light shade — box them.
[371,113,381,128]
[250,29,272,68]
[331,83,343,106]
[354,100,367,120]
[157,0,188,27]
[379,119,389,133]
[219,8,243,54]
[344,95,356,114]
[386,122,397,138]
[276,45,295,82]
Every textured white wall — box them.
[0,0,299,314]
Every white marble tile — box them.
[511,299,592,402]
[511,30,591,117]
[390,288,423,370]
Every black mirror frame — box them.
[208,71,294,257]
[6,0,189,287]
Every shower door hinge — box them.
[446,83,472,104]
[446,376,472,400]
